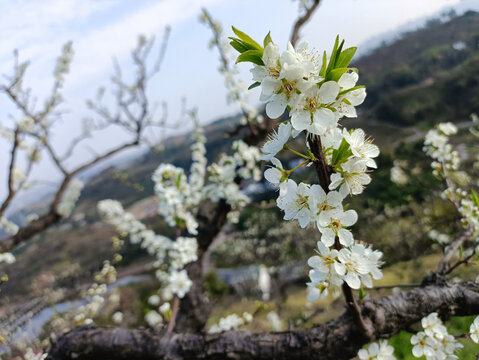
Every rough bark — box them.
[174,199,232,332]
[47,281,479,360]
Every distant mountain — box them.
[357,0,479,56]
[355,10,479,127]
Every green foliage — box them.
[203,271,229,297]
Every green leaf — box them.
[263,31,273,48]
[326,67,348,82]
[359,287,365,300]
[236,50,264,66]
[319,51,327,77]
[326,35,339,75]
[229,38,260,53]
[230,39,250,53]
[334,39,345,68]
[176,173,182,188]
[231,26,262,51]
[331,138,352,166]
[472,189,479,207]
[248,81,261,90]
[336,47,357,68]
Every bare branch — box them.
[437,226,473,274]
[290,0,321,47]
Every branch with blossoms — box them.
[44,5,479,360]
[0,30,171,259]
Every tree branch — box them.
[290,0,321,47]
[47,281,479,360]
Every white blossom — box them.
[358,340,396,360]
[260,122,291,160]
[57,179,83,217]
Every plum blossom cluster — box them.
[423,122,460,177]
[390,160,408,185]
[73,261,117,325]
[357,340,396,360]
[203,139,261,213]
[208,312,253,334]
[152,123,207,235]
[231,31,383,299]
[423,122,479,250]
[98,119,261,316]
[144,298,171,328]
[56,179,83,218]
[307,241,383,299]
[0,252,15,265]
[97,200,193,300]
[200,11,263,126]
[410,313,463,359]
[250,41,366,129]
[0,216,19,235]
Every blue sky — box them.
[0,0,475,202]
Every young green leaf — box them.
[319,50,327,77]
[230,38,250,53]
[333,39,345,68]
[472,189,479,207]
[263,31,273,48]
[331,138,352,166]
[336,47,357,68]
[326,35,340,75]
[248,81,261,90]
[231,26,263,51]
[359,287,365,300]
[236,50,265,66]
[229,37,260,53]
[325,67,348,82]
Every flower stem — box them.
[283,144,310,160]
[167,296,180,333]
[287,159,311,174]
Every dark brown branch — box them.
[47,281,479,360]
[445,248,477,275]
[290,0,321,47]
[437,227,473,274]
[0,129,20,218]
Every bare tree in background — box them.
[0,29,171,254]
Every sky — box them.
[0,0,475,204]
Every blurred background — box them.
[1,0,479,358]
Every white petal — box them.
[341,210,358,226]
[338,72,358,90]
[261,77,278,97]
[345,272,361,289]
[338,228,354,246]
[320,228,335,247]
[318,81,340,104]
[307,285,320,302]
[291,111,311,132]
[266,96,287,119]
[307,255,321,268]
[264,168,281,184]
